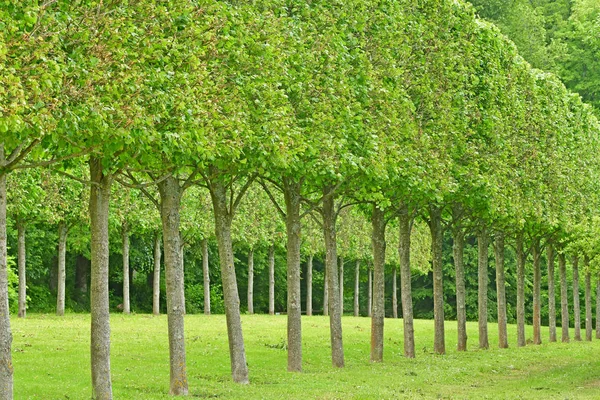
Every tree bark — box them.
[307,254,313,316]
[532,239,541,345]
[428,205,445,355]
[283,177,302,372]
[354,260,360,317]
[392,267,398,319]
[495,231,508,349]
[477,230,489,349]
[0,163,14,398]
[209,178,248,383]
[339,256,344,315]
[153,233,161,316]
[89,157,113,399]
[202,238,210,315]
[247,249,254,315]
[367,267,372,318]
[547,244,556,342]
[322,186,344,368]
[158,176,188,395]
[585,257,592,341]
[122,221,130,315]
[370,204,386,363]
[56,222,68,316]
[399,204,414,358]
[559,252,570,343]
[268,244,275,316]
[453,229,467,351]
[572,255,581,341]
[17,220,25,319]
[516,232,526,347]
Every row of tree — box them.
[2,0,600,399]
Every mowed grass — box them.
[11,313,600,399]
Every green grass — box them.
[11,313,600,399]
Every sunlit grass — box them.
[12,313,600,399]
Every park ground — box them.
[12,314,600,399]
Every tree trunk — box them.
[453,229,467,351]
[399,204,414,358]
[322,186,344,368]
[76,255,89,295]
[516,232,526,347]
[283,177,302,372]
[477,230,489,349]
[495,231,508,349]
[202,238,210,315]
[392,267,398,319]
[122,221,130,315]
[339,256,344,316]
[180,244,186,316]
[532,239,541,345]
[56,222,68,316]
[89,157,113,399]
[585,257,592,341]
[370,205,386,363]
[573,255,581,341]
[268,244,275,316]
[547,244,556,342]
[428,205,445,355]
[0,164,14,399]
[559,252,570,343]
[354,260,360,317]
[367,268,372,318]
[307,254,313,317]
[209,178,248,383]
[323,268,329,317]
[158,176,188,395]
[153,233,161,316]
[247,249,254,315]
[597,271,600,339]
[17,220,26,319]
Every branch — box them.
[182,165,202,191]
[259,180,286,220]
[54,170,98,187]
[299,181,344,220]
[232,174,257,214]
[13,145,96,170]
[308,210,323,230]
[5,138,41,170]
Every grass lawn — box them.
[11,313,600,399]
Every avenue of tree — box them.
[2,0,600,399]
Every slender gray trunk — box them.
[202,238,210,315]
[89,157,113,399]
[339,256,344,315]
[0,161,14,398]
[399,204,414,358]
[367,267,372,318]
[392,267,398,319]
[209,178,248,383]
[268,244,275,316]
[370,205,386,362]
[322,186,344,368]
[477,230,489,349]
[283,177,302,372]
[532,239,541,345]
[573,255,581,341]
[453,229,467,351]
[153,233,161,316]
[354,260,360,317]
[585,257,592,341]
[158,176,188,395]
[547,244,556,342]
[323,268,329,317]
[495,231,508,349]
[247,249,254,315]
[559,252,570,343]
[17,221,25,319]
[57,222,68,316]
[428,205,445,355]
[122,221,130,314]
[516,232,526,347]
[307,254,313,316]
